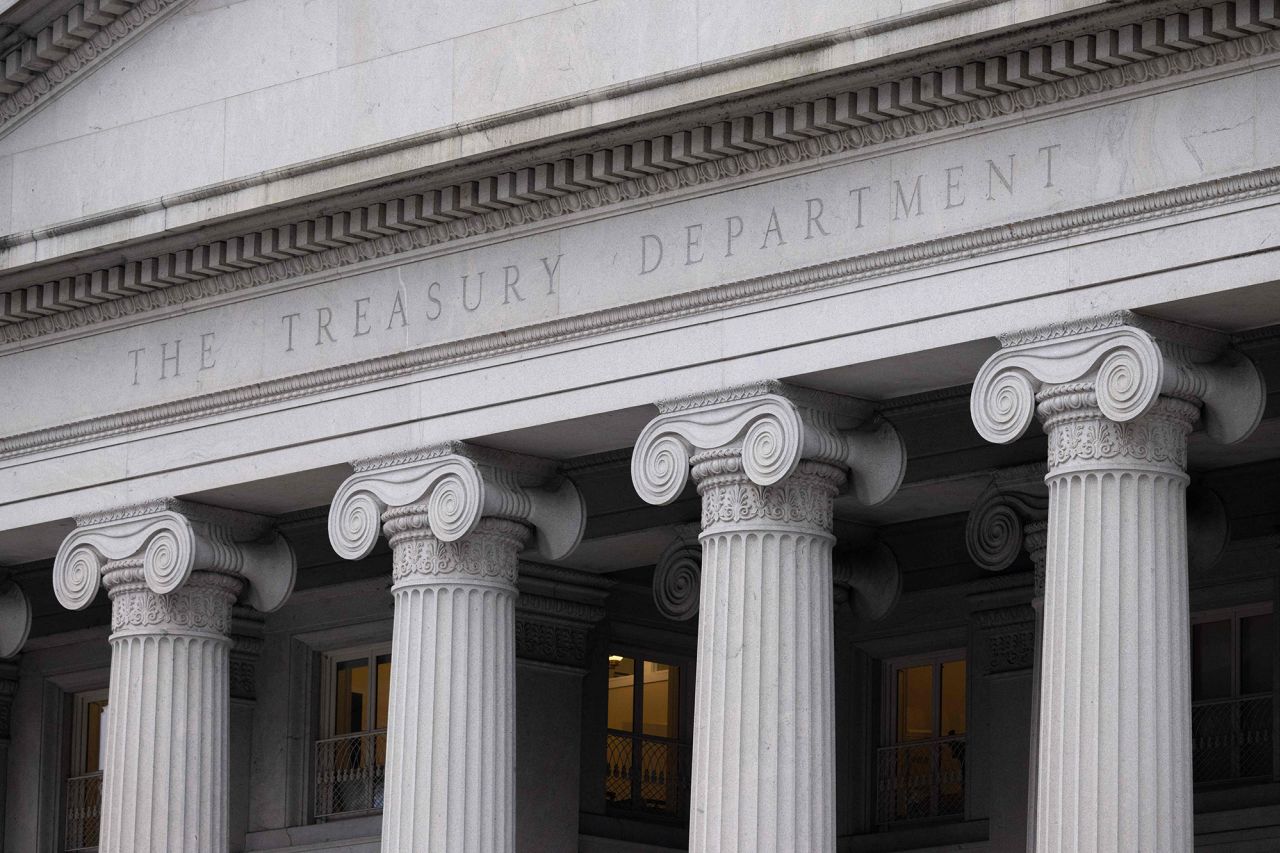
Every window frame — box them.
[69,688,109,777]
[1191,602,1274,702]
[318,642,392,740]
[603,647,694,820]
[880,648,967,747]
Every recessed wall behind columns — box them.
[518,662,586,851]
[0,0,1101,257]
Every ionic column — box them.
[52,501,296,853]
[328,444,585,853]
[632,382,906,852]
[971,312,1265,852]
[964,468,1048,851]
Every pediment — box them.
[0,0,190,140]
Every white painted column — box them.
[51,501,295,853]
[384,513,523,851]
[100,565,238,853]
[633,382,905,852]
[971,313,1265,852]
[328,444,585,853]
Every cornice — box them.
[0,0,192,136]
[5,161,1280,460]
[4,4,1279,342]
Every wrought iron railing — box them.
[314,730,387,819]
[876,736,966,825]
[1193,695,1273,785]
[605,730,691,816]
[65,771,103,851]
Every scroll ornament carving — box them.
[970,315,1266,461]
[328,446,586,563]
[52,500,297,615]
[653,537,701,622]
[632,383,905,510]
[965,484,1049,572]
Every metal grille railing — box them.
[876,736,966,825]
[314,730,387,819]
[605,730,691,816]
[64,771,103,851]
[1193,695,1273,785]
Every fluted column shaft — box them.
[690,450,843,853]
[99,562,240,853]
[380,510,527,853]
[1034,391,1197,852]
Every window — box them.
[315,645,391,820]
[1192,604,1274,785]
[605,653,690,816]
[65,690,107,852]
[877,652,967,825]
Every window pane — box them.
[375,654,392,730]
[334,659,370,735]
[84,699,108,773]
[608,655,635,732]
[1241,613,1274,695]
[642,661,679,738]
[1192,620,1233,700]
[896,664,934,742]
[940,660,966,737]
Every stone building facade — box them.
[1,0,1279,851]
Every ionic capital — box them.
[652,526,701,622]
[327,442,586,562]
[971,311,1265,446]
[52,499,297,614]
[631,380,906,507]
[965,464,1049,573]
[0,576,30,658]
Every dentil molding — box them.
[970,310,1267,448]
[5,1,1280,341]
[632,380,906,509]
[0,0,191,135]
[327,442,586,562]
[52,498,296,614]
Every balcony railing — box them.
[65,771,103,851]
[1193,695,1274,785]
[605,730,691,816]
[876,736,966,825]
[314,730,387,820]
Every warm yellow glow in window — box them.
[940,660,966,737]
[607,655,635,732]
[334,658,370,735]
[83,699,107,774]
[896,664,934,743]
[642,661,678,738]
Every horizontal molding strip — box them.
[2,0,1279,342]
[3,162,1278,458]
[0,0,189,132]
